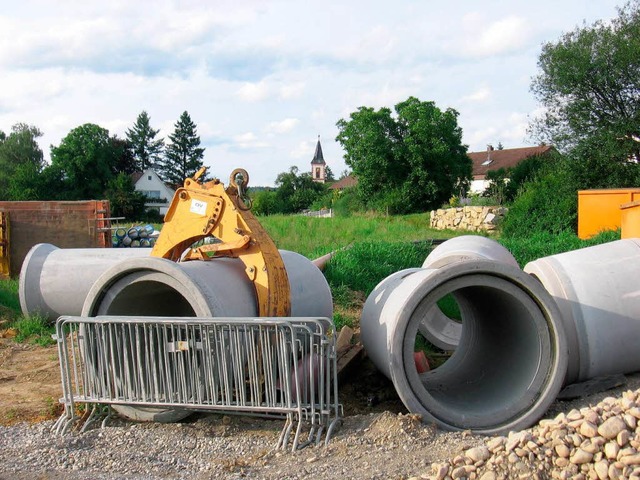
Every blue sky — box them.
[0,0,622,186]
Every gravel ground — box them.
[2,373,640,480]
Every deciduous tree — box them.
[0,123,45,200]
[336,97,471,213]
[531,0,640,161]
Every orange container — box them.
[577,189,640,239]
[621,200,640,239]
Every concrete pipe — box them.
[81,250,333,422]
[360,260,568,435]
[19,243,150,321]
[419,236,519,351]
[524,239,640,385]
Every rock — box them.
[594,460,609,480]
[581,421,599,438]
[465,446,491,463]
[432,463,449,480]
[605,441,620,459]
[555,444,570,458]
[598,417,628,439]
[571,448,594,465]
[617,429,631,447]
[479,473,497,480]
[621,454,640,466]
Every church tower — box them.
[310,135,327,183]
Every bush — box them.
[501,158,577,238]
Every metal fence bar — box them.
[53,315,341,450]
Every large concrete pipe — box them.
[81,250,332,319]
[19,243,150,321]
[524,239,640,385]
[80,250,333,422]
[360,260,568,435]
[419,236,519,351]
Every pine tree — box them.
[125,111,164,171]
[158,111,205,188]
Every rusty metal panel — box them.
[0,211,9,278]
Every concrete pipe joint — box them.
[419,236,519,351]
[360,260,568,435]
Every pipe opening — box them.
[402,274,554,430]
[88,271,199,317]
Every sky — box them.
[0,0,623,186]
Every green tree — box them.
[336,96,471,213]
[104,173,147,220]
[159,111,205,188]
[126,111,164,171]
[48,123,117,200]
[274,166,326,214]
[0,123,46,200]
[531,0,640,158]
[110,137,138,175]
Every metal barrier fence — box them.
[53,315,341,451]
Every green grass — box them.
[1,278,55,346]
[498,229,620,267]
[0,278,20,315]
[259,212,452,259]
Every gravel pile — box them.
[422,388,640,480]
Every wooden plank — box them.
[0,211,9,279]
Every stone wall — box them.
[430,206,506,233]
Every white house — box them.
[132,168,175,215]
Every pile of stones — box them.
[426,388,640,480]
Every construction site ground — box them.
[2,335,640,479]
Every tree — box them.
[158,111,205,188]
[530,0,640,160]
[48,123,118,200]
[110,137,138,175]
[273,166,326,214]
[336,96,471,213]
[126,111,164,171]
[104,173,147,220]
[0,123,46,200]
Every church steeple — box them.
[310,135,327,183]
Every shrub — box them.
[501,158,577,238]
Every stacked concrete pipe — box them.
[20,243,333,422]
[361,236,640,435]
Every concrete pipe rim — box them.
[81,257,220,318]
[388,260,568,435]
[18,243,58,318]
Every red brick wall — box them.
[0,200,111,277]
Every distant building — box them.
[468,145,556,194]
[311,136,327,183]
[131,168,175,215]
[329,174,357,191]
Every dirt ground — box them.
[0,337,406,427]
[0,339,64,424]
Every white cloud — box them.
[279,82,305,99]
[453,14,531,58]
[265,118,299,134]
[236,81,270,102]
[291,140,315,159]
[460,86,492,103]
[232,132,270,149]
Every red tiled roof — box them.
[329,175,358,190]
[469,145,555,179]
[130,171,144,183]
